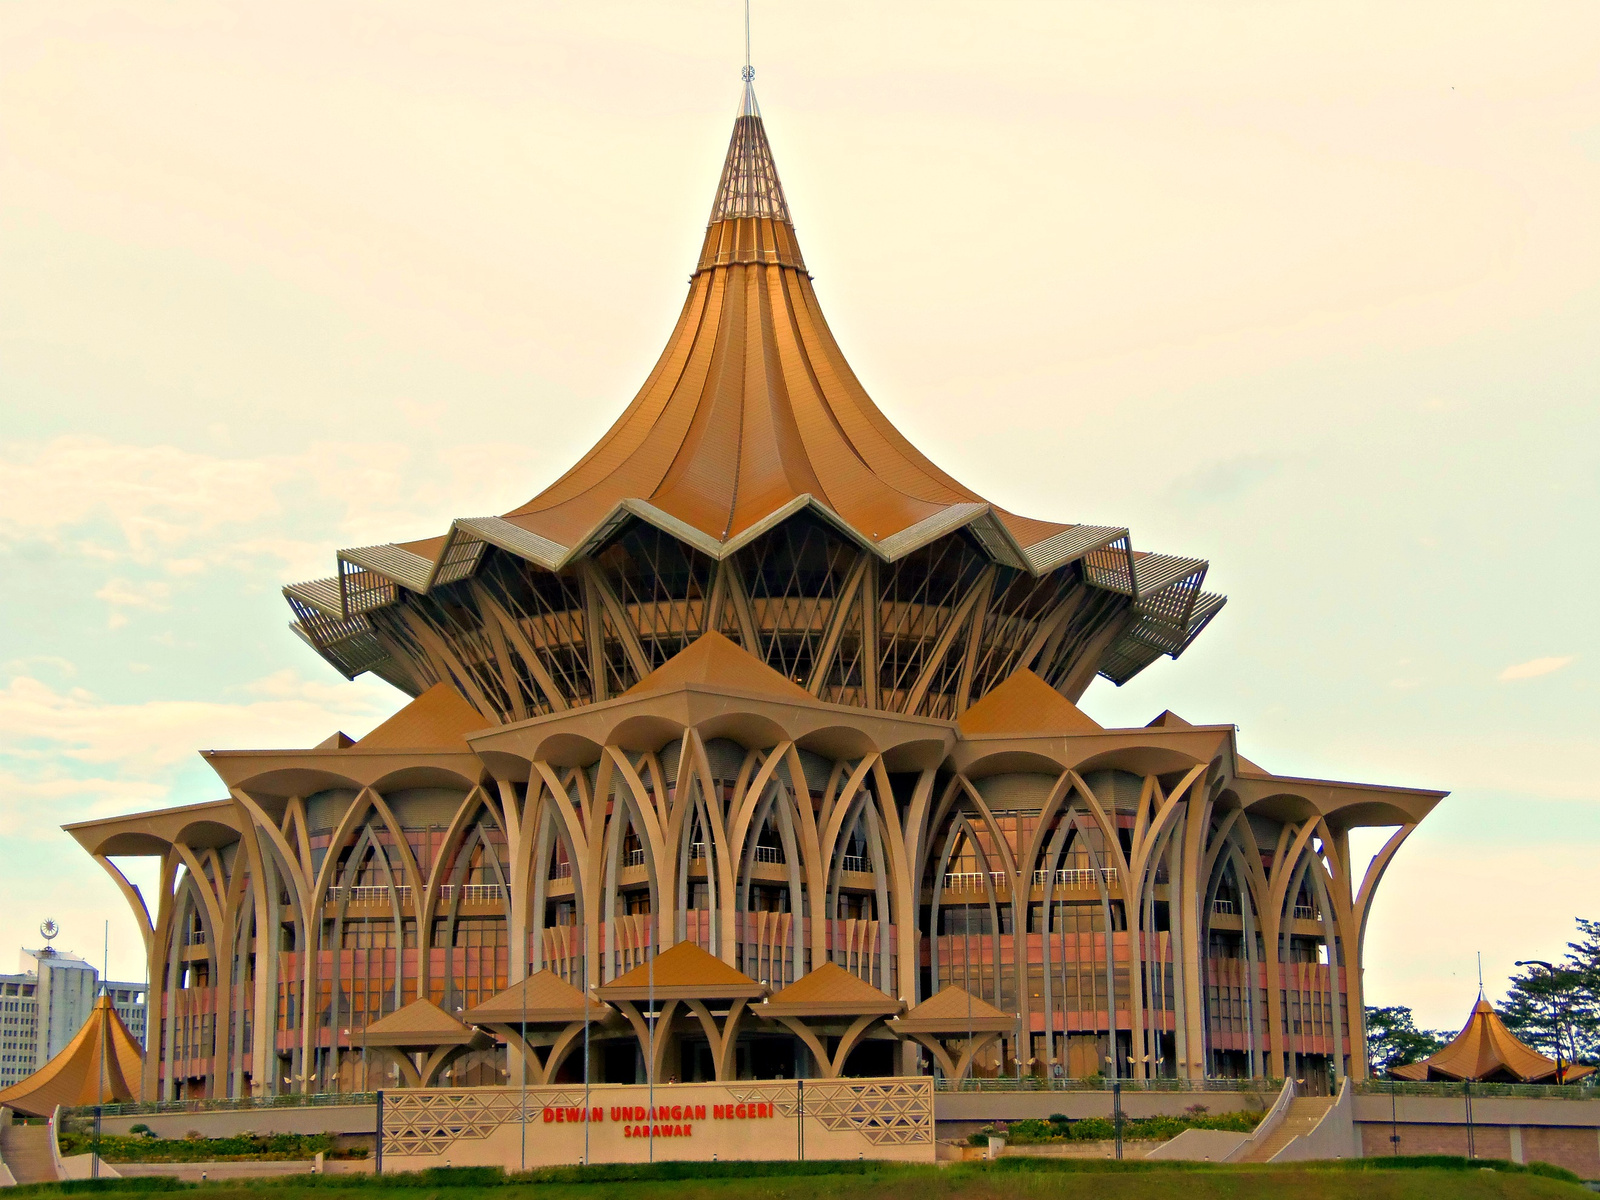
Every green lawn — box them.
[14,1159,1590,1200]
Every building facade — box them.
[0,948,147,1089]
[65,79,1442,1102]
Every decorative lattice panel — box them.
[727,1079,932,1146]
[384,1089,575,1157]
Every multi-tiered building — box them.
[65,79,1443,1103]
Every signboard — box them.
[379,1078,933,1169]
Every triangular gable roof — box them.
[596,941,766,1002]
[465,970,608,1025]
[1390,996,1595,1084]
[353,683,486,751]
[362,996,480,1047]
[622,631,813,703]
[958,668,1102,736]
[892,985,1015,1033]
[0,996,143,1117]
[762,961,901,1017]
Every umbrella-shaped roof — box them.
[0,996,144,1118]
[1390,996,1595,1084]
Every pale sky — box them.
[2,2,1596,1031]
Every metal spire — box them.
[708,0,790,224]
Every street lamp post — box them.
[1104,1055,1122,1160]
[1515,960,1568,1084]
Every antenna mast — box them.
[743,0,754,82]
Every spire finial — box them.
[743,0,753,81]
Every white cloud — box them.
[95,577,172,611]
[0,437,281,554]
[1498,655,1576,682]
[0,671,394,776]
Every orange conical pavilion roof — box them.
[0,996,144,1117]
[1389,995,1594,1084]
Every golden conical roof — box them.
[1389,995,1595,1084]
[285,80,1225,703]
[0,996,143,1117]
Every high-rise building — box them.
[0,948,148,1088]
[64,77,1443,1102]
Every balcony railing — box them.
[326,885,410,907]
[1213,899,1237,915]
[622,849,646,868]
[183,931,207,946]
[840,855,870,873]
[439,883,505,904]
[754,845,784,865]
[943,871,1006,892]
[688,842,709,860]
[1032,868,1118,890]
[932,1077,1263,1093]
[1292,905,1317,921]
[549,861,572,880]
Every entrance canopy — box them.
[466,970,609,1026]
[361,997,490,1088]
[596,942,766,1003]
[762,962,901,1018]
[0,996,143,1117]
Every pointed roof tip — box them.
[709,80,790,225]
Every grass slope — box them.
[11,1159,1590,1200]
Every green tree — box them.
[1364,1005,1449,1074]
[1501,917,1600,1068]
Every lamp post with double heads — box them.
[1515,960,1570,1084]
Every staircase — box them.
[1239,1096,1333,1163]
[0,1121,65,1184]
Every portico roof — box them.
[465,970,609,1025]
[596,941,766,1003]
[761,962,902,1018]
[891,985,1015,1034]
[362,997,482,1049]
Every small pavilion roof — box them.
[1390,995,1595,1084]
[362,997,481,1049]
[891,985,1015,1034]
[622,631,812,702]
[465,970,609,1025]
[0,996,144,1117]
[957,668,1102,737]
[761,961,902,1018]
[596,941,766,1003]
